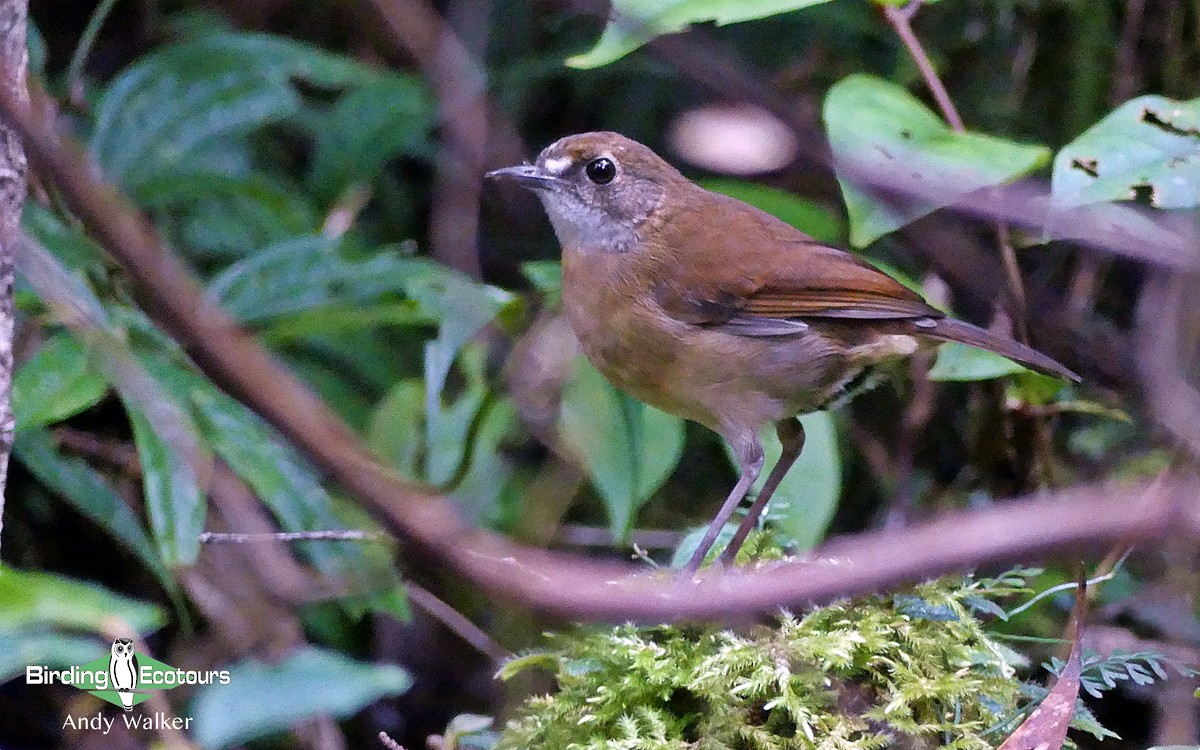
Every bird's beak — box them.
[486,164,557,191]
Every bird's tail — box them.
[908,317,1081,382]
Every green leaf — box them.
[1050,95,1200,215]
[190,647,411,749]
[308,74,436,201]
[91,43,299,192]
[91,31,377,193]
[425,346,491,487]
[12,333,108,432]
[411,270,516,414]
[208,236,432,324]
[126,408,207,567]
[521,260,563,308]
[824,75,1051,247]
[452,398,522,528]
[558,358,685,540]
[139,354,401,603]
[367,379,427,479]
[22,203,107,271]
[0,631,108,683]
[699,178,844,243]
[567,0,835,68]
[0,564,164,634]
[747,412,839,550]
[13,429,172,591]
[136,171,320,260]
[928,341,1028,381]
[27,19,46,77]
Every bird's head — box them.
[488,131,687,253]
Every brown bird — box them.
[488,131,1079,577]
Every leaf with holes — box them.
[1041,94,1200,262]
[824,75,1050,247]
[1051,95,1200,218]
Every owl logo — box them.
[109,638,139,710]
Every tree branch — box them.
[0,0,27,553]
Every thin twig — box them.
[1005,552,1129,619]
[200,530,387,543]
[406,582,511,664]
[882,2,964,132]
[64,0,118,101]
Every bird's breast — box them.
[560,250,689,412]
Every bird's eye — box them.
[585,157,616,185]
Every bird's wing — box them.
[652,192,941,335]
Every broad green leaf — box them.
[167,30,379,89]
[91,46,299,191]
[671,522,737,569]
[411,270,516,413]
[137,171,320,260]
[750,412,839,550]
[139,354,403,606]
[1050,95,1200,216]
[27,20,46,77]
[126,408,206,567]
[0,631,108,682]
[522,260,563,307]
[17,234,210,568]
[13,429,172,591]
[425,345,491,487]
[207,236,433,324]
[700,178,844,243]
[91,31,377,192]
[452,398,522,528]
[567,0,835,69]
[208,235,512,416]
[559,358,685,540]
[928,341,1028,381]
[22,203,107,270]
[824,75,1051,247]
[190,647,411,749]
[12,333,108,432]
[308,74,436,201]
[261,304,430,344]
[0,564,164,634]
[713,412,839,552]
[367,379,427,479]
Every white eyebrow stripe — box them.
[542,156,572,175]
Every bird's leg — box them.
[718,419,806,567]
[681,434,764,577]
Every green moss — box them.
[497,578,1027,750]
